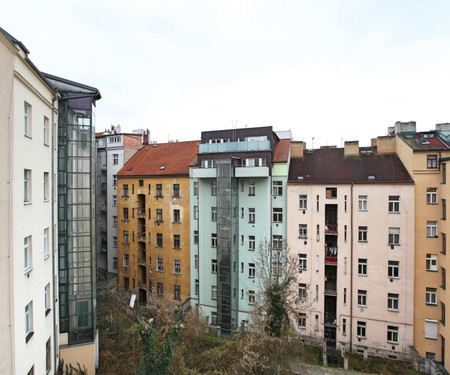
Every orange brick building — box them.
[117,141,199,305]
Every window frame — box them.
[388,260,400,279]
[358,226,368,242]
[248,208,255,223]
[358,258,367,276]
[157,258,163,272]
[24,169,31,204]
[389,227,400,246]
[358,290,367,307]
[273,181,283,196]
[173,183,180,197]
[299,194,307,210]
[426,254,438,272]
[389,195,400,213]
[427,154,438,169]
[387,325,399,344]
[357,321,366,339]
[248,263,255,278]
[211,259,218,273]
[426,287,437,305]
[24,236,32,274]
[272,207,283,223]
[427,221,438,238]
[427,188,438,204]
[24,102,31,137]
[358,195,368,211]
[388,293,399,311]
[25,301,33,342]
[298,224,307,239]
[248,235,255,251]
[299,254,307,270]
[173,260,181,274]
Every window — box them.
[443,233,447,254]
[157,282,163,296]
[173,260,181,274]
[342,318,347,335]
[443,199,447,220]
[113,153,118,165]
[211,311,218,325]
[426,254,438,271]
[427,221,438,237]
[299,195,307,210]
[193,181,198,196]
[25,301,33,342]
[442,267,447,290]
[358,259,367,276]
[24,236,32,273]
[194,230,199,244]
[245,158,264,167]
[441,302,446,325]
[24,102,31,137]
[358,290,367,307]
[123,231,129,244]
[427,154,438,169]
[24,169,31,203]
[212,259,218,273]
[211,207,217,221]
[113,175,117,186]
[427,188,438,204]
[426,287,437,305]
[156,209,163,222]
[388,261,400,279]
[316,195,320,211]
[44,283,51,315]
[211,181,217,196]
[46,338,51,373]
[173,183,180,197]
[389,195,400,213]
[43,172,49,201]
[344,288,347,304]
[358,226,367,242]
[299,254,307,270]
[248,235,255,251]
[123,184,129,197]
[193,206,198,220]
[156,184,163,197]
[388,293,399,311]
[195,280,199,295]
[425,319,438,339]
[357,321,366,339]
[174,285,181,300]
[249,181,255,196]
[43,117,49,146]
[298,313,306,329]
[174,234,180,249]
[299,283,307,299]
[273,181,282,196]
[202,159,216,168]
[123,207,129,220]
[212,286,218,300]
[211,233,217,248]
[296,224,307,240]
[358,195,367,211]
[248,208,255,223]
[273,207,283,223]
[113,257,118,269]
[173,209,181,223]
[43,228,49,259]
[272,235,282,250]
[157,233,163,247]
[248,290,256,304]
[248,263,256,278]
[157,258,163,272]
[387,326,399,344]
[138,179,144,187]
[113,237,118,247]
[389,227,400,245]
[326,187,337,198]
[123,254,129,267]
[112,195,117,207]
[194,255,199,269]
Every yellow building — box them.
[395,121,450,370]
[117,141,199,306]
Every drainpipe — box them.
[349,183,354,352]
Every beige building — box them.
[288,139,415,359]
[395,121,450,371]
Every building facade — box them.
[395,121,450,371]
[117,141,199,306]
[288,139,415,359]
[95,126,144,278]
[190,126,291,335]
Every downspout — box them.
[349,183,354,352]
[51,89,59,371]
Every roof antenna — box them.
[312,137,315,149]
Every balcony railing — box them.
[325,223,338,234]
[137,232,146,241]
[325,246,338,264]
[324,312,337,325]
[138,258,146,264]
[137,208,146,216]
[324,282,337,295]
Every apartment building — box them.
[0,28,101,374]
[190,126,291,335]
[395,121,450,371]
[288,139,415,358]
[117,141,199,306]
[95,126,144,278]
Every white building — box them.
[95,127,145,278]
[0,28,58,374]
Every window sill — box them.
[358,240,368,243]
[426,303,438,306]
[156,270,164,273]
[388,309,399,312]
[173,247,181,250]
[25,331,34,343]
[426,269,438,272]
[24,267,33,276]
[389,211,400,214]
[298,236,307,240]
[427,236,439,238]
[24,202,32,205]
[44,254,50,260]
[387,341,399,346]
[45,308,51,317]
[172,221,181,224]
[44,199,49,203]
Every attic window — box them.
[160,166,165,170]
[419,139,431,145]
[153,144,157,147]
[297,176,303,181]
[368,176,375,180]
[127,167,133,171]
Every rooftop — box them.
[289,148,413,184]
[118,140,200,177]
[273,139,290,163]
[398,131,450,151]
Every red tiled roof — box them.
[273,139,291,162]
[289,148,413,183]
[95,132,104,138]
[118,141,200,177]
[399,132,450,150]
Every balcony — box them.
[137,208,146,217]
[138,258,146,265]
[101,183,107,191]
[324,312,337,326]
[137,232,146,241]
[325,223,337,235]
[199,139,270,154]
[325,246,338,264]
[100,205,107,212]
[324,282,337,295]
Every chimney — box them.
[436,123,450,132]
[377,136,396,154]
[291,141,306,158]
[394,121,416,134]
[344,141,359,156]
[142,129,150,145]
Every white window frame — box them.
[211,207,217,221]
[173,260,181,274]
[426,287,437,305]
[299,254,307,270]
[248,208,255,223]
[24,102,31,137]
[43,116,49,145]
[113,153,119,165]
[273,181,282,196]
[212,259,218,273]
[389,227,400,245]
[193,181,199,196]
[249,263,255,278]
[427,221,438,237]
[43,228,49,259]
[273,207,283,223]
[358,195,368,211]
[358,258,367,276]
[388,293,399,311]
[25,301,33,340]
[24,169,31,203]
[299,195,307,210]
[249,181,255,196]
[426,254,438,271]
[388,260,400,279]
[358,226,368,242]
[298,313,306,329]
[157,257,163,272]
[298,224,307,239]
[358,290,367,307]
[248,290,256,304]
[44,172,49,201]
[387,325,399,344]
[24,236,32,273]
[389,195,400,213]
[112,195,117,207]
[248,235,255,251]
[357,321,366,339]
[299,283,307,299]
[212,286,218,300]
[211,181,217,196]
[123,254,129,267]
[44,283,51,314]
[194,255,199,269]
[211,233,217,248]
[194,206,198,220]
[427,188,438,204]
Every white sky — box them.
[2,0,450,146]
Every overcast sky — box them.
[2,0,450,146]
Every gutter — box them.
[349,183,354,352]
